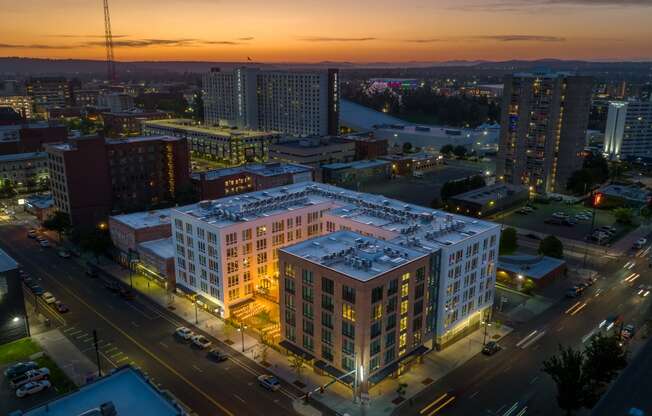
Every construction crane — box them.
[103,0,116,82]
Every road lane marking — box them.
[233,394,246,404]
[104,346,117,354]
[556,325,564,332]
[427,396,455,416]
[6,243,235,416]
[570,302,588,316]
[565,301,581,314]
[192,364,203,373]
[131,321,140,328]
[100,351,117,368]
[515,406,528,416]
[520,331,546,349]
[115,356,129,364]
[529,376,539,384]
[159,342,169,349]
[515,331,538,348]
[63,326,77,333]
[503,402,520,416]
[469,391,480,399]
[421,393,448,414]
[68,330,82,336]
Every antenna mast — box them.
[103,0,116,82]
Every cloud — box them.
[49,34,129,39]
[0,43,77,49]
[452,0,652,11]
[204,41,243,45]
[474,35,566,42]
[84,38,244,47]
[299,36,377,42]
[404,38,446,43]
[237,37,255,41]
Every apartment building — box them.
[102,109,171,138]
[269,136,355,168]
[170,182,500,386]
[0,152,49,190]
[25,77,73,111]
[203,67,339,136]
[97,93,135,112]
[143,118,278,166]
[0,96,32,119]
[496,71,593,194]
[46,135,190,228]
[603,99,652,160]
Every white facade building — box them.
[604,100,652,159]
[203,67,339,137]
[170,182,500,348]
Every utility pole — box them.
[93,330,102,377]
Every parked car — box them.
[637,285,651,298]
[27,230,37,238]
[41,292,56,304]
[482,341,501,356]
[207,349,228,362]
[9,368,50,389]
[104,281,120,292]
[600,315,623,332]
[634,238,648,249]
[119,288,135,300]
[175,327,194,340]
[31,286,45,296]
[258,374,281,391]
[622,324,636,339]
[57,250,71,259]
[525,233,542,240]
[16,380,51,398]
[191,335,212,349]
[54,301,69,313]
[39,240,50,248]
[566,286,582,298]
[4,361,38,379]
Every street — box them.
[395,238,652,416]
[0,224,303,416]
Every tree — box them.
[80,228,113,263]
[42,211,71,242]
[440,175,486,202]
[539,235,564,258]
[430,197,443,209]
[453,145,468,159]
[566,169,594,195]
[288,355,306,380]
[543,345,587,415]
[440,144,454,156]
[613,207,634,225]
[175,183,200,205]
[0,179,16,198]
[582,333,627,406]
[499,227,518,255]
[402,142,413,153]
[191,92,204,122]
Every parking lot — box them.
[498,200,633,244]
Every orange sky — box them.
[1,0,651,62]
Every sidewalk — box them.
[32,328,99,386]
[96,260,512,416]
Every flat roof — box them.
[451,183,527,205]
[139,237,174,259]
[322,159,390,171]
[193,162,312,181]
[18,366,186,416]
[143,118,276,138]
[600,184,649,203]
[280,231,427,281]
[174,181,499,251]
[0,248,18,273]
[0,151,47,163]
[24,194,54,209]
[111,209,172,230]
[498,254,565,280]
[380,152,438,162]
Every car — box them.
[175,327,194,340]
[104,281,120,292]
[634,238,648,249]
[562,218,576,227]
[9,368,50,389]
[525,233,542,240]
[16,380,51,398]
[516,208,530,215]
[54,301,69,313]
[566,287,582,298]
[583,276,597,286]
[41,292,56,304]
[258,374,281,391]
[623,324,636,339]
[27,230,37,238]
[482,341,501,356]
[552,212,568,219]
[191,335,212,349]
[31,286,45,296]
[39,240,50,248]
[4,361,38,379]
[35,236,46,242]
[576,282,588,291]
[636,284,651,297]
[57,250,71,259]
[600,315,624,332]
[207,349,228,362]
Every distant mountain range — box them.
[0,57,649,77]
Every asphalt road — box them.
[0,224,303,416]
[395,241,652,416]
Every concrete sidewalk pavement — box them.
[32,329,99,387]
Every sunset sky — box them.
[1,0,651,62]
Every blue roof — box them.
[498,254,565,280]
[322,159,390,171]
[0,248,18,273]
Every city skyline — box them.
[1,0,651,62]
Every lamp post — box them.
[516,274,524,290]
[193,295,199,324]
[238,322,247,352]
[482,320,492,346]
[583,192,601,269]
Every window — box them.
[371,321,381,339]
[285,278,295,293]
[321,294,333,311]
[385,331,396,348]
[256,239,267,251]
[303,319,314,335]
[371,286,383,303]
[257,252,267,265]
[372,303,382,321]
[415,284,425,299]
[242,243,252,255]
[228,288,240,301]
[342,338,355,355]
[342,303,356,322]
[303,334,314,352]
[342,285,356,304]
[284,262,296,278]
[416,267,425,283]
[385,348,395,365]
[400,299,408,315]
[322,345,333,362]
[303,302,314,319]
[302,285,314,303]
[227,261,238,274]
[256,225,267,237]
[302,269,314,285]
[402,272,410,282]
[370,338,381,356]
[225,232,237,246]
[226,246,237,259]
[342,321,355,339]
[386,314,396,331]
[286,326,296,342]
[242,228,252,241]
[400,316,408,331]
[322,277,334,294]
[401,282,409,298]
[414,299,424,315]
[227,275,239,287]
[321,328,332,345]
[388,279,398,296]
[321,311,333,329]
[387,297,397,313]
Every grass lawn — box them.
[34,355,77,394]
[0,338,41,365]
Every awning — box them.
[314,360,353,385]
[279,340,315,361]
[368,345,429,385]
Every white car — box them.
[16,380,51,398]
[41,292,56,304]
[10,368,50,389]
[191,335,212,349]
[175,327,194,340]
[634,238,647,249]
[39,240,50,248]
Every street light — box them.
[237,323,248,352]
[482,320,492,345]
[193,295,199,324]
[12,316,20,323]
